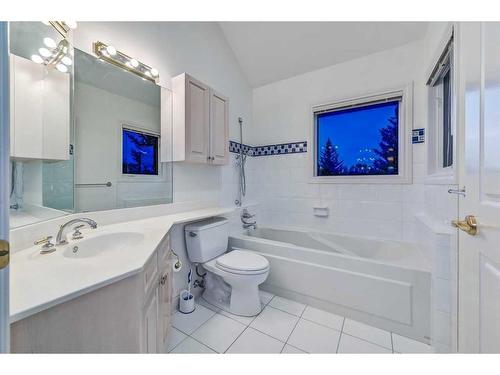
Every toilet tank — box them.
[184,217,229,263]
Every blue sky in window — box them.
[317,101,399,175]
[122,129,159,175]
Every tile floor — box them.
[168,291,434,354]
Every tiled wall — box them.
[248,41,428,242]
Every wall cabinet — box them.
[11,235,173,353]
[10,54,70,161]
[170,73,229,165]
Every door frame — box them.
[0,21,10,353]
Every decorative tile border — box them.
[229,141,307,157]
[412,128,425,144]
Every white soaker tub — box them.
[229,226,431,343]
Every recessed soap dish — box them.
[313,206,329,217]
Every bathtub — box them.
[229,226,431,342]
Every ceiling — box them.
[219,22,429,87]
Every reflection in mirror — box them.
[73,49,173,212]
[9,22,74,229]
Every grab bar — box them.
[75,182,112,187]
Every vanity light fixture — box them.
[93,41,159,83]
[31,38,72,73]
[43,21,78,38]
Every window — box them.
[312,87,412,183]
[122,128,159,176]
[426,32,454,180]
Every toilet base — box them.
[202,286,263,317]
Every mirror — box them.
[9,22,173,229]
[9,22,74,229]
[73,49,173,212]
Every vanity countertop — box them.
[10,206,234,323]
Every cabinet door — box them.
[157,268,172,351]
[41,67,70,160]
[10,54,44,159]
[143,288,158,353]
[185,76,210,163]
[209,90,229,165]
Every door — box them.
[209,90,229,165]
[185,75,210,163]
[0,21,10,353]
[458,22,500,353]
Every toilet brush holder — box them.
[179,290,195,314]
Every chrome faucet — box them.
[55,218,98,245]
[241,208,257,230]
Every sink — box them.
[62,232,145,259]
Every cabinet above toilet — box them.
[167,73,229,165]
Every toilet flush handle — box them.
[189,232,197,237]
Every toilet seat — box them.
[215,250,269,275]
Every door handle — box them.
[0,240,9,269]
[452,215,478,235]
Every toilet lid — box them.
[216,250,269,272]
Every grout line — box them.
[167,330,189,353]
[391,332,394,353]
[283,302,307,349]
[185,335,219,353]
[340,332,393,352]
[223,325,250,354]
[335,318,346,353]
[300,316,344,332]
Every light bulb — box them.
[38,47,51,58]
[43,37,57,49]
[61,56,72,66]
[31,54,44,64]
[150,68,159,77]
[105,45,116,56]
[144,71,152,77]
[65,21,78,29]
[55,63,68,73]
[130,58,139,68]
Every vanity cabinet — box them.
[9,54,70,161]
[170,73,229,165]
[10,234,173,353]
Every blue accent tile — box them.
[412,128,425,144]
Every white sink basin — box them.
[62,232,145,259]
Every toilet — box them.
[184,217,269,316]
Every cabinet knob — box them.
[159,274,168,285]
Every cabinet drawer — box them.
[143,253,158,296]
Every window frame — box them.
[118,123,166,182]
[425,26,457,185]
[309,84,413,184]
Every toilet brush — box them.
[179,268,195,314]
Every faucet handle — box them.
[34,235,53,246]
[34,236,56,254]
[72,225,85,240]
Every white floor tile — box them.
[287,319,341,353]
[282,344,307,354]
[392,333,434,353]
[172,304,216,335]
[342,319,392,349]
[197,297,221,313]
[218,308,258,326]
[226,328,285,353]
[301,306,344,331]
[337,334,392,353]
[259,290,274,305]
[268,296,306,316]
[192,314,246,353]
[250,306,299,341]
[171,337,216,354]
[167,327,187,352]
